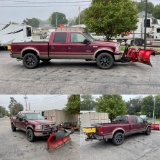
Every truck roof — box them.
[18,111,41,114]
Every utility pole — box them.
[24,95,28,111]
[79,6,81,25]
[29,102,31,110]
[144,0,148,49]
[56,13,58,28]
[153,96,156,124]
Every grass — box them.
[148,118,160,123]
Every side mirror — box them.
[83,39,90,45]
[19,118,23,121]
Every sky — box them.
[0,95,68,111]
[0,0,159,24]
[0,94,155,111]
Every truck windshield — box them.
[83,32,96,42]
[26,113,45,120]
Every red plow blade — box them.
[122,45,155,66]
[47,129,73,151]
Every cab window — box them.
[70,33,86,43]
[54,32,66,43]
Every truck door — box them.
[67,32,93,59]
[137,116,146,131]
[20,113,27,131]
[15,113,21,128]
[49,32,68,59]
[130,115,139,133]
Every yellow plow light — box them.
[7,45,11,50]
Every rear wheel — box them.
[26,129,35,142]
[145,127,151,135]
[11,123,16,132]
[96,53,114,69]
[23,53,40,69]
[112,132,124,145]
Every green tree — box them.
[23,18,40,28]
[68,18,76,26]
[49,12,68,27]
[141,95,154,117]
[0,106,6,117]
[8,97,23,115]
[75,9,86,25]
[136,1,154,14]
[65,95,80,115]
[96,94,127,121]
[83,0,138,40]
[81,95,96,110]
[153,5,160,19]
[126,97,142,115]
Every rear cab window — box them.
[53,32,67,43]
[130,115,137,123]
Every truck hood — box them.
[27,120,55,125]
[92,41,118,47]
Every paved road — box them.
[0,50,160,94]
[80,131,160,160]
[0,118,80,160]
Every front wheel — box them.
[96,53,114,69]
[23,53,40,69]
[112,132,124,146]
[26,129,35,142]
[145,127,151,135]
[11,123,16,132]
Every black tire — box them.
[11,123,16,132]
[23,53,40,69]
[131,40,140,46]
[112,132,124,146]
[96,53,114,69]
[41,59,51,63]
[26,129,35,142]
[145,127,151,135]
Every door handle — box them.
[51,45,54,49]
[68,45,71,49]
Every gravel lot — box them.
[80,130,160,160]
[0,50,160,94]
[0,118,80,160]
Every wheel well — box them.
[22,49,38,57]
[26,126,33,131]
[113,130,124,137]
[95,50,115,61]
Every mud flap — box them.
[47,129,73,151]
[137,49,155,66]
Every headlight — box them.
[35,125,42,130]
[115,43,120,52]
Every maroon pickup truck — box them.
[11,111,57,142]
[9,31,122,69]
[83,115,151,146]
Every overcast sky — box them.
[0,94,155,111]
[0,95,68,111]
[0,0,159,24]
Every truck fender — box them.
[21,47,40,57]
[111,128,125,138]
[26,125,34,130]
[94,48,114,59]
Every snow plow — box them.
[121,45,155,66]
[47,129,74,151]
[151,124,160,130]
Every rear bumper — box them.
[10,53,22,59]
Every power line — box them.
[0,5,89,7]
